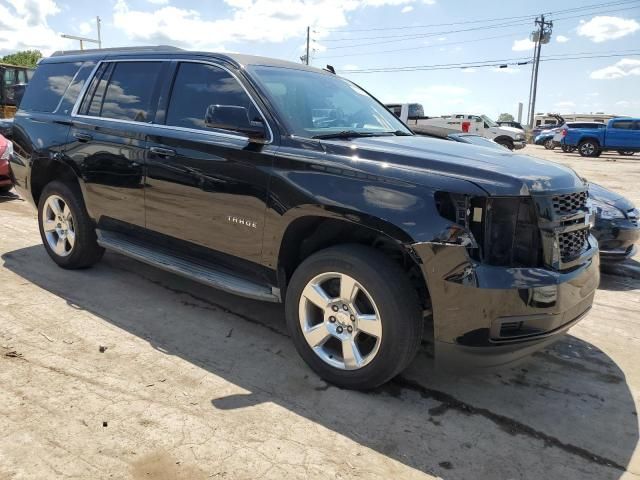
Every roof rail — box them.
[50,45,184,57]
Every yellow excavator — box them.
[0,63,33,118]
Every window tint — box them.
[166,63,254,132]
[86,63,113,117]
[98,62,162,122]
[19,62,82,113]
[612,120,634,130]
[57,61,96,115]
[16,70,27,84]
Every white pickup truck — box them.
[386,104,526,150]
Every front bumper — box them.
[412,242,599,369]
[594,218,640,261]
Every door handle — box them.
[148,146,176,158]
[74,132,93,142]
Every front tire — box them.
[285,244,423,390]
[561,145,575,153]
[578,139,600,157]
[38,181,104,269]
[544,139,555,150]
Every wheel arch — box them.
[30,157,83,206]
[273,206,430,310]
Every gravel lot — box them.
[0,145,638,480]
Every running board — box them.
[96,229,280,303]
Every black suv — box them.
[10,47,599,389]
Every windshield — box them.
[247,66,411,138]
[480,115,498,128]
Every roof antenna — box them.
[324,64,336,74]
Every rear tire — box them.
[578,139,600,158]
[496,138,514,150]
[561,145,575,153]
[285,244,423,390]
[38,181,104,269]
[617,150,634,156]
[544,139,555,150]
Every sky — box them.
[1,0,639,121]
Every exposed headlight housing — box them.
[591,198,624,220]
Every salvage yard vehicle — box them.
[589,183,639,261]
[563,118,640,157]
[0,134,13,193]
[11,47,599,389]
[0,63,32,119]
[386,104,526,150]
[534,129,559,150]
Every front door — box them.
[144,61,275,265]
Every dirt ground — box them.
[0,145,638,480]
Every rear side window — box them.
[101,62,162,122]
[79,61,162,122]
[19,62,82,113]
[165,62,254,132]
[57,61,96,115]
[611,120,634,130]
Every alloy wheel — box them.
[42,195,76,257]
[298,272,382,370]
[581,142,595,156]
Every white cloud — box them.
[586,92,600,97]
[422,0,436,4]
[340,64,360,71]
[512,38,535,51]
[112,0,426,51]
[147,0,169,4]
[401,5,413,13]
[78,21,92,35]
[461,68,477,74]
[577,16,639,43]
[556,35,569,43]
[0,0,70,56]
[590,58,640,79]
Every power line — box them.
[321,4,640,49]
[320,0,640,33]
[337,51,640,73]
[315,32,522,60]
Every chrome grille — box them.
[558,228,589,261]
[552,191,587,216]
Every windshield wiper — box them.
[392,130,413,136]
[312,130,390,140]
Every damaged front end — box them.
[413,189,599,369]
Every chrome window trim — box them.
[70,57,274,145]
[53,61,87,114]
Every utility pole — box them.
[305,26,310,65]
[527,15,553,129]
[96,16,102,49]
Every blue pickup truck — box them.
[563,118,639,158]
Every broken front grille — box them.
[552,191,588,216]
[558,228,589,261]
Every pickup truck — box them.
[10,47,599,389]
[386,104,526,150]
[562,118,639,157]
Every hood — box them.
[321,135,586,196]
[493,125,524,135]
[589,182,635,210]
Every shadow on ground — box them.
[2,245,638,479]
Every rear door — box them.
[144,61,276,265]
[67,60,167,229]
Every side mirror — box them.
[204,105,267,143]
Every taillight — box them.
[562,129,567,137]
